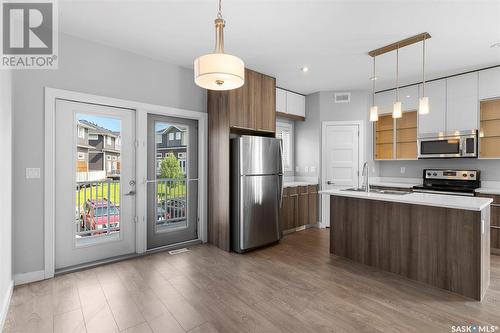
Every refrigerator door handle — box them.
[278,175,283,208]
[278,139,284,175]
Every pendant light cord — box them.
[422,37,426,96]
[372,57,376,105]
[396,45,399,101]
[217,0,223,19]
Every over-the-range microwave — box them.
[417,130,478,159]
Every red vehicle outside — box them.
[80,199,120,234]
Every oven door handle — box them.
[412,188,475,197]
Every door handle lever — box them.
[326,181,334,185]
[124,190,136,196]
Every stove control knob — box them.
[470,174,475,178]
[463,173,468,177]
[433,172,437,176]
[427,172,431,176]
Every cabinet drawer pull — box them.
[289,194,299,197]
[491,203,500,207]
[491,226,500,230]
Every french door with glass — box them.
[147,114,198,249]
[54,100,136,270]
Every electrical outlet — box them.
[400,167,406,174]
[372,167,376,173]
[295,166,300,172]
[26,168,40,179]
[304,166,309,173]
[310,166,317,173]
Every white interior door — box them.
[55,99,136,270]
[321,123,361,228]
[324,124,360,188]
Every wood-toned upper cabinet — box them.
[446,72,479,132]
[229,68,276,133]
[256,73,276,133]
[229,69,253,130]
[479,67,500,100]
[418,79,446,135]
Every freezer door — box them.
[239,136,283,176]
[239,174,281,251]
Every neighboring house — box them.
[76,121,93,173]
[78,120,121,178]
[155,125,187,175]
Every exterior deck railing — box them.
[155,178,187,226]
[75,179,120,238]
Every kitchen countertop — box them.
[320,188,492,211]
[475,187,500,195]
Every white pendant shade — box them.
[194,53,245,91]
[392,101,402,118]
[369,106,379,122]
[419,96,429,115]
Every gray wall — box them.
[12,33,206,275]
[0,69,13,325]
[295,90,376,180]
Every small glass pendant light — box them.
[419,36,430,115]
[369,56,379,122]
[392,46,402,119]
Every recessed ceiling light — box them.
[301,66,309,73]
[491,42,500,48]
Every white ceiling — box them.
[59,0,500,95]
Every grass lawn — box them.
[75,181,187,208]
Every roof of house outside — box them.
[79,120,119,138]
[156,125,187,135]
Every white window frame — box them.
[106,136,113,146]
[175,132,181,140]
[276,121,294,172]
[155,134,162,144]
[77,152,85,160]
[88,134,98,140]
[168,132,174,141]
[156,153,162,159]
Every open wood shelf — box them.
[480,99,500,158]
[396,111,417,160]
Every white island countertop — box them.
[320,188,492,211]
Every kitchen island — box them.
[321,188,492,301]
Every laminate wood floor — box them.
[4,228,500,333]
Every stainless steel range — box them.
[412,169,481,197]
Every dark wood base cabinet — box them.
[280,185,318,232]
[330,195,490,301]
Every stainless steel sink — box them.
[342,187,410,195]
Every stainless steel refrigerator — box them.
[230,136,283,253]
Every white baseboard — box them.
[14,270,45,286]
[0,280,13,332]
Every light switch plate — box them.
[400,167,406,174]
[26,168,41,179]
[304,166,309,173]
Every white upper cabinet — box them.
[276,88,305,118]
[479,67,500,100]
[276,88,287,113]
[418,79,446,135]
[285,91,306,118]
[446,72,478,132]
[374,90,396,115]
[399,85,419,111]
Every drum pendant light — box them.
[392,46,402,119]
[194,0,245,91]
[369,56,379,122]
[419,36,430,115]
